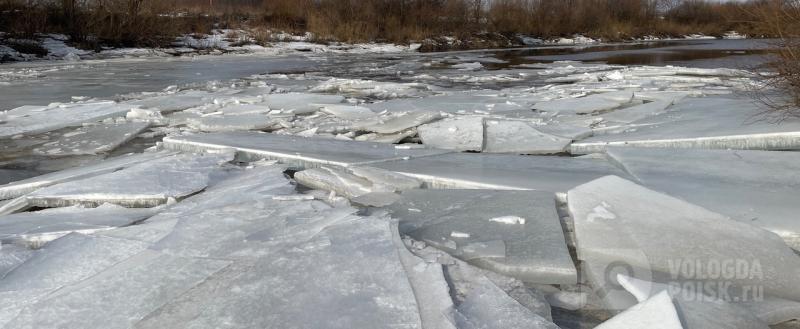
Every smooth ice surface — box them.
[418,116,484,151]
[0,151,175,200]
[263,93,345,114]
[32,121,150,156]
[0,101,139,138]
[386,189,577,284]
[139,214,423,329]
[567,176,800,302]
[484,119,572,154]
[594,291,683,329]
[27,153,230,208]
[0,204,156,247]
[6,250,230,329]
[0,233,149,292]
[162,131,450,168]
[571,97,800,153]
[371,152,628,192]
[605,147,800,248]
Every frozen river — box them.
[0,39,774,111]
[1,37,799,329]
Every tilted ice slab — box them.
[371,152,628,192]
[605,147,800,248]
[295,165,421,200]
[263,93,345,114]
[6,250,230,329]
[319,104,378,120]
[594,291,683,329]
[484,119,573,154]
[533,91,633,115]
[128,90,215,113]
[355,110,442,134]
[619,274,798,327]
[162,131,450,168]
[186,114,278,132]
[0,244,33,278]
[418,116,484,151]
[26,153,231,208]
[137,214,423,329]
[0,233,149,292]
[571,96,800,154]
[309,78,433,99]
[386,189,577,284]
[216,103,271,115]
[32,121,150,156]
[0,101,139,138]
[567,176,800,302]
[0,151,176,200]
[0,204,157,247]
[366,93,527,114]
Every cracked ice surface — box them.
[0,101,139,138]
[567,176,800,305]
[162,131,450,168]
[386,189,577,284]
[26,152,231,208]
[371,152,628,191]
[605,147,800,248]
[32,121,150,156]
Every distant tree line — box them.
[0,0,794,45]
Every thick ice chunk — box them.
[418,116,484,151]
[605,147,800,248]
[6,250,230,329]
[163,131,450,168]
[217,103,271,115]
[567,176,800,302]
[137,215,423,329]
[348,166,423,191]
[594,291,682,329]
[0,233,149,292]
[371,153,628,192]
[263,93,345,114]
[386,189,577,284]
[0,151,176,200]
[0,204,157,247]
[128,91,215,113]
[356,110,441,134]
[571,96,800,154]
[534,92,631,115]
[310,78,432,99]
[32,121,150,156]
[0,101,139,138]
[320,104,378,120]
[484,119,572,154]
[26,153,230,208]
[187,114,277,132]
[295,167,379,198]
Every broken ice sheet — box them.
[418,116,484,152]
[26,153,231,208]
[533,91,632,115]
[567,176,800,303]
[32,121,150,156]
[6,250,230,329]
[386,189,576,284]
[310,78,433,99]
[594,291,682,329]
[356,110,441,134]
[187,114,278,132]
[0,203,157,247]
[262,93,345,114]
[484,119,572,154]
[0,233,149,292]
[295,167,378,199]
[0,151,176,200]
[366,92,527,114]
[605,147,800,249]
[0,244,34,277]
[571,96,800,154]
[319,104,377,120]
[0,101,139,138]
[137,215,422,329]
[127,90,215,113]
[370,152,628,192]
[163,131,450,168]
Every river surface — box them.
[0,39,775,111]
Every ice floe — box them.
[32,121,150,156]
